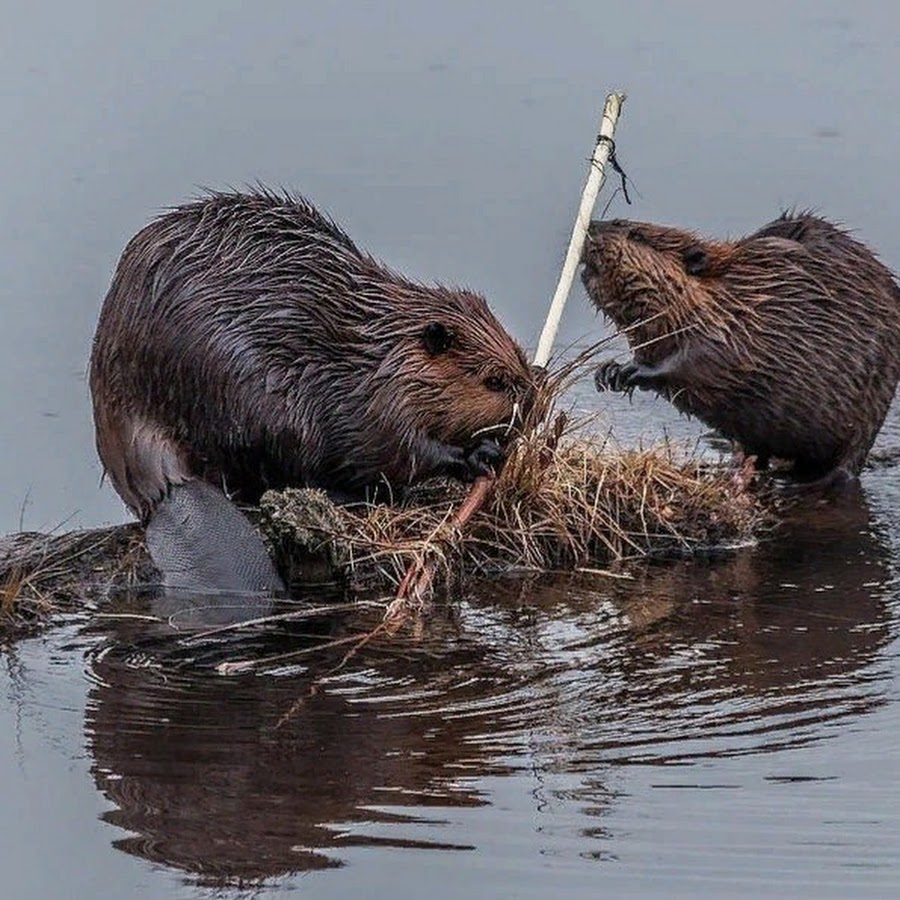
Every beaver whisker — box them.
[615,309,671,341]
[507,401,520,436]
[625,321,700,357]
[471,420,513,440]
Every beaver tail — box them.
[145,481,284,595]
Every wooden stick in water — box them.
[386,473,495,622]
[391,91,627,616]
[534,91,626,368]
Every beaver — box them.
[582,211,900,483]
[90,189,535,591]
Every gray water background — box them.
[3,2,900,898]
[3,0,897,532]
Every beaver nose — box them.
[587,219,629,240]
[583,223,610,265]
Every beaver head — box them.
[581,218,735,363]
[387,290,535,445]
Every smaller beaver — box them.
[91,189,536,591]
[582,212,900,482]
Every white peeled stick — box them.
[533,92,626,369]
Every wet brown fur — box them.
[90,189,534,520]
[582,212,900,479]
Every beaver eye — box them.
[627,228,648,244]
[484,376,507,393]
[682,246,708,276]
[422,322,456,356]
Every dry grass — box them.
[261,358,766,600]
[0,525,150,641]
[479,417,760,566]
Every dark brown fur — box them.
[582,212,900,480]
[90,189,534,519]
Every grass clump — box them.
[260,371,765,596]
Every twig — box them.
[573,566,634,580]
[175,601,361,642]
[389,91,627,620]
[386,474,496,626]
[534,92,626,368]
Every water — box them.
[4,1,900,897]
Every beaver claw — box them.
[594,359,639,394]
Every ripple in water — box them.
[80,480,896,885]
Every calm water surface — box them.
[3,2,900,898]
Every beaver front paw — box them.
[594,359,639,394]
[431,438,505,482]
[463,438,505,479]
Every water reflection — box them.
[83,484,895,886]
[85,606,507,884]
[501,486,894,768]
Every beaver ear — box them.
[682,245,709,276]
[422,322,457,357]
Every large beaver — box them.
[583,212,900,483]
[90,189,534,591]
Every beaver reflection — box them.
[469,481,895,763]
[85,487,895,883]
[619,485,894,708]
[85,621,506,886]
